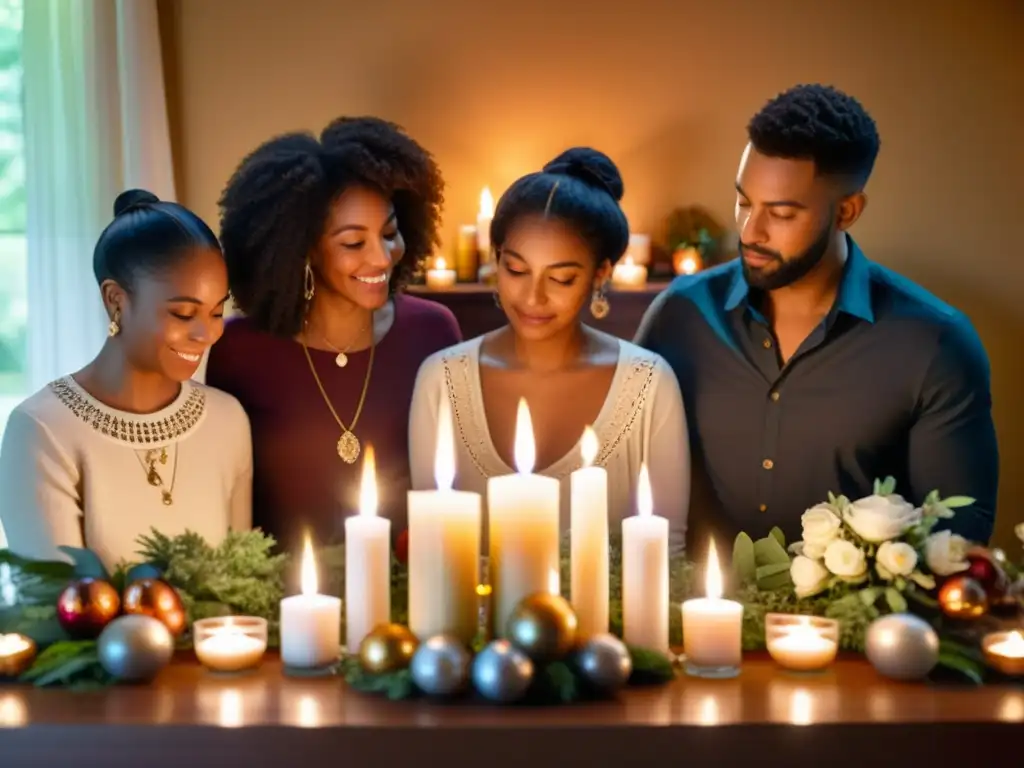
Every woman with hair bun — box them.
[0,190,252,569]
[409,148,690,553]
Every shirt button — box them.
[762,338,772,349]
[762,458,774,470]
[770,391,780,402]
[759,504,768,512]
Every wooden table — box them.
[0,653,1019,766]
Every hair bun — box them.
[543,147,624,202]
[113,189,160,216]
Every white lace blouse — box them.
[409,336,690,554]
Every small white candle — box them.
[345,445,391,653]
[766,620,837,672]
[625,233,651,265]
[0,633,30,656]
[476,186,494,257]
[195,624,267,673]
[681,540,744,677]
[622,463,669,653]
[425,256,457,289]
[488,398,561,637]
[280,535,342,668]
[407,395,482,643]
[570,426,609,639]
[611,255,648,290]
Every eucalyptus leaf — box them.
[877,476,897,496]
[884,587,908,613]
[934,652,984,685]
[938,495,975,508]
[752,535,790,567]
[732,532,756,585]
[57,547,110,581]
[859,587,879,606]
[768,527,786,549]
[0,550,75,580]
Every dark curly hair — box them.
[218,116,444,336]
[747,84,880,189]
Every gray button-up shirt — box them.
[635,237,998,546]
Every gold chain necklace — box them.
[318,321,369,368]
[134,446,178,505]
[301,314,376,463]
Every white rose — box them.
[876,541,918,578]
[800,504,842,558]
[1016,522,1024,546]
[924,530,970,576]
[790,555,830,598]
[843,494,921,543]
[823,539,868,580]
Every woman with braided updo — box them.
[206,117,461,555]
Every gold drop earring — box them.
[304,261,316,302]
[108,308,121,337]
[590,283,610,319]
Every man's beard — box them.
[740,221,832,291]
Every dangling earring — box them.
[304,261,316,302]
[590,284,610,320]
[493,291,502,309]
[108,308,121,337]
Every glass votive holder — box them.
[982,630,1024,676]
[765,614,839,672]
[0,633,37,678]
[193,616,268,674]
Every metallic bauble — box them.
[410,635,471,697]
[123,578,187,638]
[965,554,1007,596]
[575,633,632,692]
[506,592,578,662]
[471,639,534,703]
[57,578,121,639]
[938,575,988,619]
[358,623,419,674]
[97,615,174,682]
[865,613,940,681]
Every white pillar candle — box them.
[488,398,561,637]
[344,445,391,653]
[476,186,494,257]
[681,539,744,677]
[626,233,651,265]
[280,535,342,668]
[425,256,457,289]
[570,426,609,639]
[407,395,481,643]
[622,463,669,653]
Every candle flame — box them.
[548,568,559,595]
[637,462,652,517]
[300,533,317,596]
[0,633,30,655]
[479,186,494,218]
[360,444,378,517]
[622,255,635,267]
[435,256,447,270]
[681,256,698,274]
[514,397,535,474]
[705,539,722,599]
[434,395,455,491]
[580,426,598,467]
[998,631,1024,657]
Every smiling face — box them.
[106,246,229,381]
[495,216,609,342]
[311,185,405,311]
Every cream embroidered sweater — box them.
[0,376,252,570]
[409,337,690,554]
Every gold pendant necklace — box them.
[136,446,178,505]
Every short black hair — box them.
[747,84,880,189]
[491,147,629,267]
[218,116,444,337]
[93,189,221,291]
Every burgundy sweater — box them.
[206,295,462,554]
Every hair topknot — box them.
[218,116,445,337]
[113,188,160,216]
[543,147,624,202]
[747,83,880,187]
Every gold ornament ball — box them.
[938,575,988,619]
[506,592,578,662]
[123,578,188,638]
[358,623,419,673]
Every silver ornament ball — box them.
[865,613,939,681]
[97,614,174,682]
[576,633,632,692]
[410,635,471,697]
[471,639,533,703]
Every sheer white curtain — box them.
[22,0,176,392]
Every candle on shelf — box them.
[982,630,1024,676]
[407,395,482,643]
[611,255,648,290]
[425,256,457,289]
[345,445,391,653]
[765,614,838,672]
[193,616,268,673]
[622,463,669,654]
[455,224,479,282]
[0,632,36,677]
[279,534,342,670]
[476,186,494,258]
[681,539,744,678]
[570,425,609,639]
[487,398,561,637]
[625,233,651,265]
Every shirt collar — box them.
[723,235,875,323]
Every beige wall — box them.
[159,0,1023,548]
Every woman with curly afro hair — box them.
[206,116,461,554]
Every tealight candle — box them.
[681,540,744,678]
[611,255,647,290]
[622,463,669,653]
[425,256,457,289]
[570,426,609,639]
[193,616,268,673]
[983,630,1024,676]
[0,632,36,678]
[280,534,342,670]
[765,614,838,672]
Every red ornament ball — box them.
[938,575,988,619]
[57,578,121,639]
[965,554,1007,596]
[122,578,187,637]
[395,529,409,566]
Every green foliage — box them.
[17,640,112,690]
[733,529,793,592]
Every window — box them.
[0,0,23,440]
